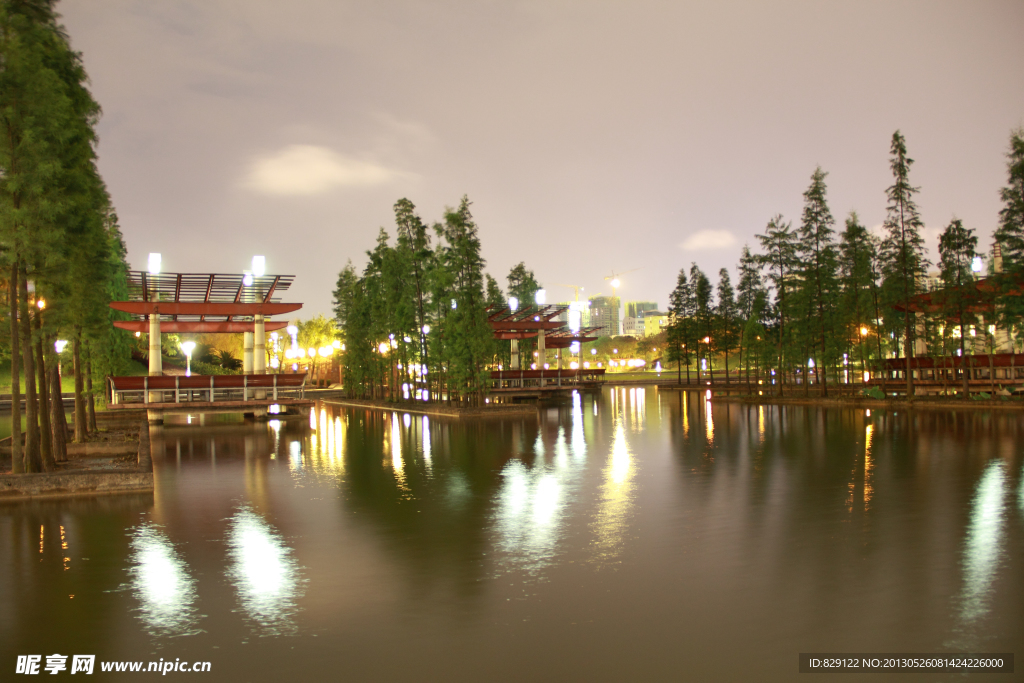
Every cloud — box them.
[242,145,405,196]
[679,229,738,251]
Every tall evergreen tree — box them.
[937,218,979,398]
[666,268,693,384]
[439,197,492,405]
[714,268,738,384]
[795,167,839,394]
[879,130,928,398]
[993,128,1024,342]
[838,212,882,380]
[690,264,713,378]
[757,215,797,394]
[735,244,764,388]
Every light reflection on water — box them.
[226,505,303,636]
[956,460,1008,626]
[126,524,201,637]
[5,389,1022,681]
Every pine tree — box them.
[735,244,764,389]
[690,264,713,379]
[879,131,928,398]
[439,197,492,405]
[993,128,1024,341]
[838,212,882,382]
[714,268,738,384]
[757,215,797,394]
[794,167,839,394]
[666,268,693,384]
[937,218,979,398]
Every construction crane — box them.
[552,283,585,302]
[604,268,640,298]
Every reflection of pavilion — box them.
[107,272,312,416]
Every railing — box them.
[108,374,307,405]
[489,368,606,390]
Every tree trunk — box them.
[34,325,55,471]
[9,262,23,474]
[18,271,40,473]
[49,364,68,462]
[85,351,97,432]
[73,332,86,440]
[960,327,969,399]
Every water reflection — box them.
[592,416,635,566]
[957,460,1008,625]
[127,524,200,637]
[226,506,303,635]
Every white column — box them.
[243,331,254,373]
[254,315,266,374]
[537,329,546,387]
[148,309,162,403]
[510,338,519,370]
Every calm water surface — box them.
[2,387,1022,681]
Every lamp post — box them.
[181,341,196,377]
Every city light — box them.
[36,298,46,310]
[535,289,546,305]
[54,340,68,354]
[610,278,620,289]
[971,256,983,273]
[242,272,254,287]
[509,296,519,311]
[860,326,868,336]
[148,252,161,275]
[252,255,266,277]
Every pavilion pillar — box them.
[148,310,162,403]
[538,329,546,387]
[253,315,266,398]
[254,315,266,374]
[243,331,254,373]
[511,339,519,370]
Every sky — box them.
[59,0,1024,318]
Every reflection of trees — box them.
[660,396,1024,648]
[0,495,152,656]
[329,404,531,600]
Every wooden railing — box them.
[109,374,307,404]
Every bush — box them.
[972,392,991,401]
[862,387,885,400]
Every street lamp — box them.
[148,253,161,275]
[181,341,196,377]
[535,289,546,305]
[252,255,266,277]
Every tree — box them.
[794,167,839,394]
[438,197,492,405]
[735,244,763,388]
[937,218,979,398]
[757,215,797,394]
[690,264,713,378]
[714,268,738,384]
[666,268,693,384]
[838,212,883,382]
[879,131,928,398]
[993,128,1024,345]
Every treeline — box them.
[1,0,132,472]
[333,197,547,406]
[666,129,1024,397]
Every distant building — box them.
[625,301,658,320]
[588,295,620,337]
[622,316,641,337]
[643,311,669,337]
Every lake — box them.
[1,387,1021,681]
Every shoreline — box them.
[323,397,539,419]
[0,418,154,502]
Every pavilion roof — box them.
[113,271,302,325]
[486,304,601,346]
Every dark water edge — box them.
[0,388,1021,682]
